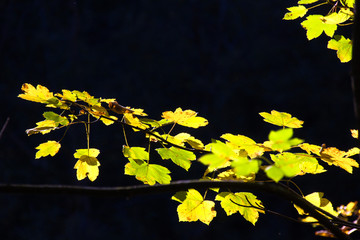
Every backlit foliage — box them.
[284,0,354,62]
[19,83,360,237]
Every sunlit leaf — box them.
[265,165,284,182]
[298,0,319,4]
[322,10,351,25]
[35,141,61,159]
[327,35,352,63]
[25,120,57,136]
[299,143,322,155]
[221,133,265,158]
[231,157,261,178]
[124,113,149,131]
[72,90,99,106]
[216,192,264,225]
[337,201,358,217]
[156,147,196,171]
[294,192,338,221]
[123,146,149,160]
[263,128,303,152]
[343,0,355,8]
[301,15,337,40]
[73,148,100,159]
[351,129,358,139]
[124,159,171,185]
[283,5,308,20]
[259,110,304,128]
[18,83,54,104]
[43,111,69,126]
[173,189,216,225]
[161,108,208,128]
[320,147,359,173]
[199,141,236,171]
[55,89,77,102]
[74,154,100,181]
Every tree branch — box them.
[0,180,352,239]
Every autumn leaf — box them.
[301,15,337,40]
[123,146,149,160]
[297,0,320,4]
[294,192,338,222]
[216,192,264,225]
[156,147,196,171]
[259,110,304,128]
[35,141,61,159]
[18,83,54,104]
[172,189,216,225]
[327,35,352,63]
[283,5,308,20]
[73,148,101,181]
[161,108,208,128]
[25,120,57,136]
[351,129,358,139]
[124,159,171,185]
[319,147,359,173]
[221,133,266,158]
[55,89,77,102]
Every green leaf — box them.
[283,5,308,20]
[123,146,149,160]
[124,159,171,185]
[215,192,264,225]
[35,141,61,159]
[259,110,304,128]
[74,155,100,181]
[156,147,196,171]
[173,189,216,225]
[265,165,284,182]
[231,157,261,177]
[263,128,303,152]
[43,111,69,126]
[301,15,337,40]
[199,154,230,172]
[327,35,352,63]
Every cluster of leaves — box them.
[19,83,360,237]
[284,0,354,62]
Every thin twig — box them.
[0,117,10,140]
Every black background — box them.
[0,0,359,239]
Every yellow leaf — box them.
[124,113,149,131]
[161,108,208,128]
[25,120,57,136]
[259,110,304,128]
[175,189,216,225]
[351,129,358,139]
[294,192,338,221]
[18,83,54,103]
[74,155,100,181]
[35,141,61,159]
[320,147,359,173]
[221,133,265,158]
[215,192,264,225]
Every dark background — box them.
[0,0,358,239]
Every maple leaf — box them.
[124,159,171,185]
[25,120,57,136]
[161,108,208,128]
[43,111,69,126]
[259,110,304,128]
[327,35,352,63]
[301,15,337,40]
[124,113,149,130]
[172,189,216,225]
[322,10,352,25]
[221,133,266,158]
[123,146,149,160]
[18,83,54,104]
[55,89,77,102]
[216,192,264,225]
[156,147,196,171]
[283,5,308,20]
[73,148,101,181]
[263,128,303,152]
[320,147,359,173]
[35,141,61,159]
[294,192,338,222]
[199,141,236,171]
